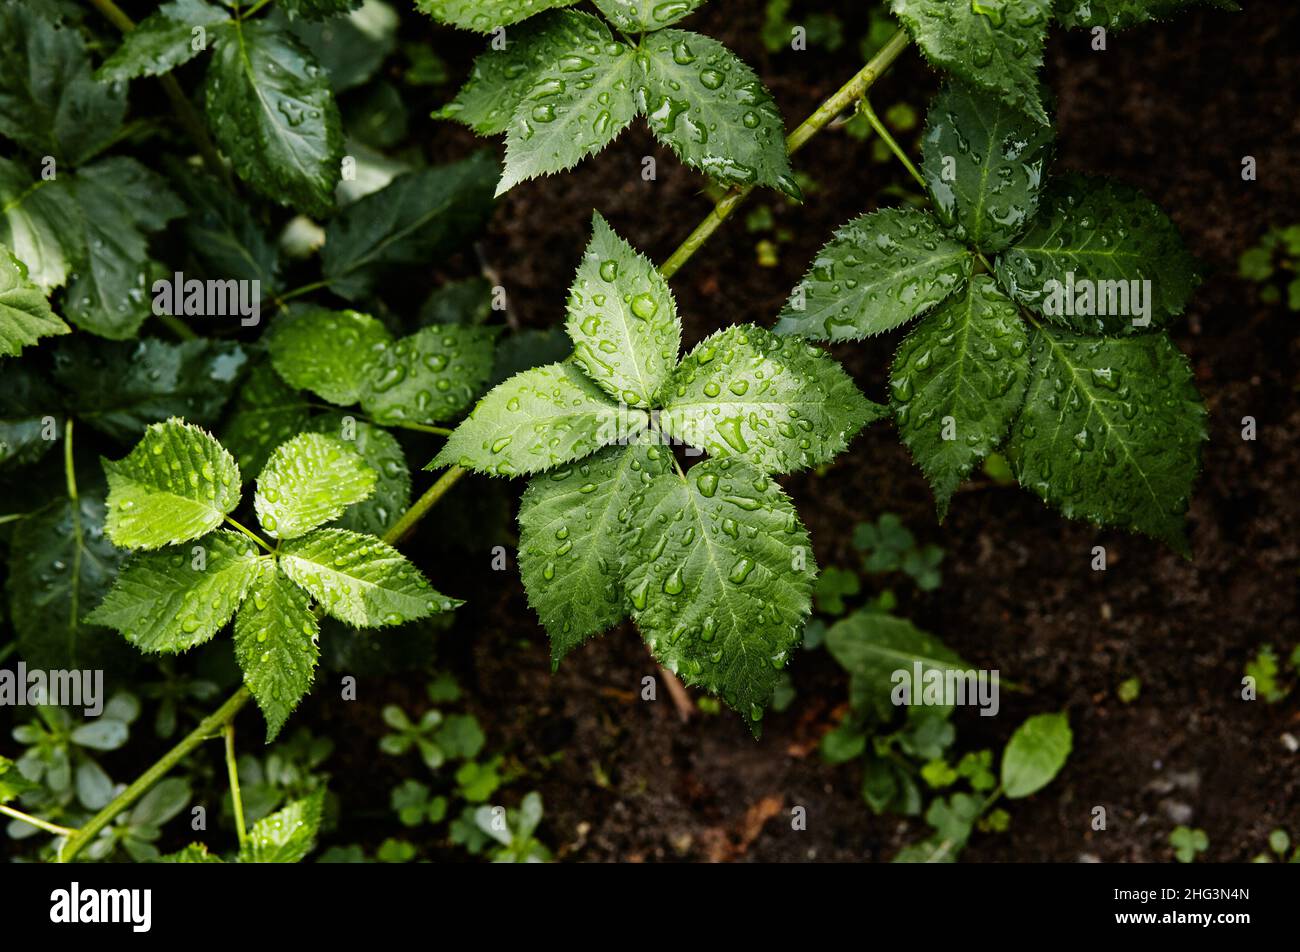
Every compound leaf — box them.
[238,790,325,863]
[1008,326,1206,552]
[103,418,242,550]
[234,561,319,741]
[659,325,882,474]
[416,0,578,32]
[0,244,67,357]
[359,324,496,426]
[97,0,233,82]
[565,213,681,408]
[1056,0,1237,30]
[593,0,705,31]
[254,433,376,540]
[310,416,410,536]
[266,307,392,406]
[1001,712,1071,798]
[774,207,972,341]
[221,362,313,477]
[890,276,1030,519]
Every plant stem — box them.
[224,724,248,847]
[858,98,926,189]
[63,420,78,503]
[272,280,333,310]
[223,515,276,554]
[239,0,274,19]
[659,28,911,280]
[391,421,455,437]
[155,311,199,341]
[60,688,253,862]
[0,804,77,838]
[384,466,465,545]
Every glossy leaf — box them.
[311,415,410,536]
[234,561,319,741]
[1056,0,1238,30]
[359,324,496,426]
[221,363,313,477]
[266,307,392,406]
[238,790,325,862]
[254,433,376,540]
[0,158,80,292]
[0,244,67,357]
[593,0,705,31]
[416,0,578,32]
[1001,712,1072,798]
[826,610,969,716]
[0,363,60,471]
[97,0,233,81]
[168,164,280,289]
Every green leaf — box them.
[890,276,1031,518]
[255,433,376,540]
[234,561,319,741]
[773,207,972,341]
[1001,711,1071,798]
[266,307,392,406]
[238,790,325,863]
[1008,327,1206,551]
[103,418,242,550]
[0,360,59,471]
[995,174,1200,334]
[278,0,361,21]
[0,243,67,356]
[87,530,261,652]
[431,361,643,477]
[825,610,968,716]
[279,528,460,627]
[97,0,233,81]
[0,158,81,292]
[416,0,578,31]
[497,13,638,195]
[921,81,1055,254]
[622,457,814,727]
[0,755,37,805]
[159,843,225,863]
[565,213,681,408]
[659,325,881,474]
[311,415,410,536]
[280,0,398,92]
[1056,0,1237,30]
[220,362,313,477]
[638,29,798,197]
[358,324,497,426]
[593,0,705,31]
[168,163,280,289]
[204,20,343,215]
[890,0,1052,125]
[321,155,497,300]
[518,436,672,661]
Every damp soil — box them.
[328,2,1300,862]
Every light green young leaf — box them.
[0,244,68,357]
[86,530,260,652]
[279,528,461,627]
[1008,327,1206,552]
[359,324,497,426]
[221,362,313,477]
[266,307,392,406]
[593,0,705,31]
[659,325,882,474]
[416,0,578,32]
[826,610,968,716]
[995,174,1200,334]
[234,561,319,741]
[204,20,343,215]
[97,0,233,81]
[921,81,1054,253]
[103,419,243,550]
[311,415,410,536]
[255,433,376,540]
[431,361,644,477]
[890,0,1052,125]
[238,789,325,863]
[565,213,681,408]
[773,207,972,341]
[638,29,799,197]
[159,843,225,863]
[622,457,814,728]
[518,436,672,662]
[890,276,1030,519]
[1001,712,1072,798]
[0,755,37,805]
[1056,0,1237,30]
[497,13,638,195]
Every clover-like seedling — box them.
[431,214,880,730]
[88,419,460,740]
[776,80,1206,552]
[426,0,800,198]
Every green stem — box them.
[659,28,912,280]
[240,0,275,19]
[63,420,78,503]
[384,466,465,545]
[272,280,332,310]
[155,311,199,341]
[60,688,253,862]
[858,97,926,189]
[390,421,455,437]
[223,515,276,554]
[0,804,77,838]
[224,724,247,847]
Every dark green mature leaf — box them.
[97,0,233,82]
[1008,327,1205,551]
[773,207,972,341]
[87,530,261,652]
[205,20,343,215]
[279,528,460,627]
[891,276,1030,518]
[0,157,81,292]
[416,0,578,32]
[565,213,680,409]
[498,13,638,195]
[278,0,361,21]
[0,3,128,165]
[7,489,129,670]
[431,361,644,477]
[0,362,60,471]
[995,174,1200,334]
[52,337,247,443]
[518,436,671,661]
[311,415,410,535]
[890,0,1052,125]
[1001,712,1071,798]
[254,433,375,540]
[221,362,313,477]
[234,561,319,741]
[238,790,325,862]
[639,29,798,197]
[826,610,968,715]
[1056,0,1237,30]
[921,81,1054,253]
[622,457,814,728]
[267,307,391,405]
[168,164,280,289]
[660,325,881,474]
[281,1,398,92]
[0,244,67,356]
[321,154,497,300]
[103,418,242,550]
[593,0,705,31]
[489,326,572,385]
[359,324,497,426]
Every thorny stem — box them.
[858,98,926,189]
[660,28,912,280]
[224,724,248,847]
[0,804,77,838]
